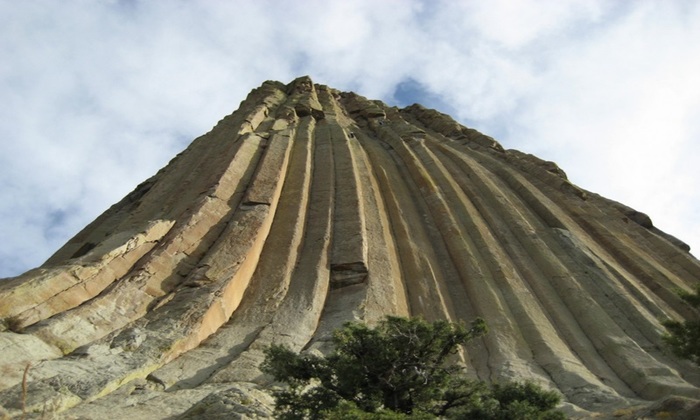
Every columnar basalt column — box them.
[1,76,698,419]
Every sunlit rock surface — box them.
[1,76,699,418]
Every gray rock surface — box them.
[1,76,699,418]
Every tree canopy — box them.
[261,316,564,419]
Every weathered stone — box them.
[178,385,274,419]
[0,76,698,418]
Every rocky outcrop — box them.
[0,76,699,418]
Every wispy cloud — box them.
[1,0,698,277]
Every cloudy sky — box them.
[1,0,699,278]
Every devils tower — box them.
[0,76,698,418]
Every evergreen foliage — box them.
[663,285,700,365]
[261,316,564,419]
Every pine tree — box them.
[663,285,700,365]
[261,316,564,419]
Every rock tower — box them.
[1,76,699,418]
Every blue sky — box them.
[1,0,699,277]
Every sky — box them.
[1,0,699,278]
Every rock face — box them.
[1,76,699,418]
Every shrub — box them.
[663,285,700,365]
[261,316,564,419]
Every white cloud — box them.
[1,0,699,277]
[499,1,700,247]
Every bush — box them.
[261,316,564,419]
[452,381,565,419]
[663,285,700,365]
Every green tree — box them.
[450,381,566,420]
[261,316,564,419]
[663,285,700,365]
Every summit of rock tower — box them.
[0,77,698,419]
